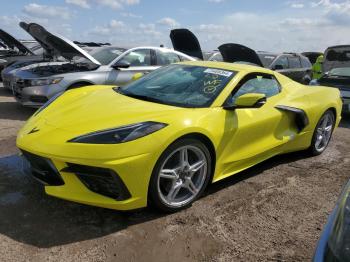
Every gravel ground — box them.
[0,85,349,262]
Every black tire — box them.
[148,138,212,212]
[309,109,335,156]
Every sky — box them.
[1,0,350,53]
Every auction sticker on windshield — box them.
[204,68,233,77]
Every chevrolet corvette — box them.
[17,61,342,212]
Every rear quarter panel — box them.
[304,85,342,129]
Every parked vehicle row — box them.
[1,23,197,107]
[310,45,350,113]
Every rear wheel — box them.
[309,110,335,155]
[148,138,212,212]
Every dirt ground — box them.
[0,85,349,262]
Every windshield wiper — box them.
[113,88,164,103]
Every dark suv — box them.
[258,52,313,84]
[218,43,313,84]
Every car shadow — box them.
[204,150,311,196]
[339,113,350,128]
[0,154,166,248]
[0,150,313,248]
[0,101,35,121]
[0,87,14,97]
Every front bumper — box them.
[17,122,162,210]
[13,82,65,108]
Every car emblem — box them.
[28,127,40,134]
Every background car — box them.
[302,52,323,65]
[310,45,350,113]
[170,28,223,62]
[313,179,350,262]
[10,23,196,107]
[0,28,41,80]
[17,61,342,212]
[219,43,313,84]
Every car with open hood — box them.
[0,28,46,80]
[170,28,223,62]
[17,60,342,212]
[1,22,108,91]
[310,45,350,113]
[10,23,196,107]
[218,43,313,84]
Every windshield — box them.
[328,67,350,77]
[258,54,277,67]
[91,47,126,65]
[118,64,236,108]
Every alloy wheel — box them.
[157,145,208,207]
[315,112,334,152]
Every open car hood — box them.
[23,23,101,65]
[170,29,203,60]
[20,22,56,58]
[0,29,33,55]
[218,43,263,67]
[323,45,350,73]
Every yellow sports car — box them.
[17,61,342,212]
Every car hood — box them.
[0,29,33,55]
[323,46,350,73]
[218,43,263,67]
[20,22,56,58]
[23,22,101,65]
[41,86,188,133]
[170,29,203,60]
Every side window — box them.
[156,50,181,65]
[118,49,151,66]
[301,57,312,68]
[274,56,288,69]
[288,57,301,68]
[230,74,280,104]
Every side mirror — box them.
[132,72,144,81]
[234,93,266,108]
[112,61,130,70]
[273,64,284,70]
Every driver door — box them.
[105,48,157,86]
[219,73,296,176]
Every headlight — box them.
[31,77,63,86]
[68,121,167,144]
[0,58,7,64]
[34,92,63,116]
[309,79,319,86]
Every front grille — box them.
[30,96,48,103]
[61,164,131,201]
[21,150,65,186]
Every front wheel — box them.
[148,138,212,212]
[309,110,335,155]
